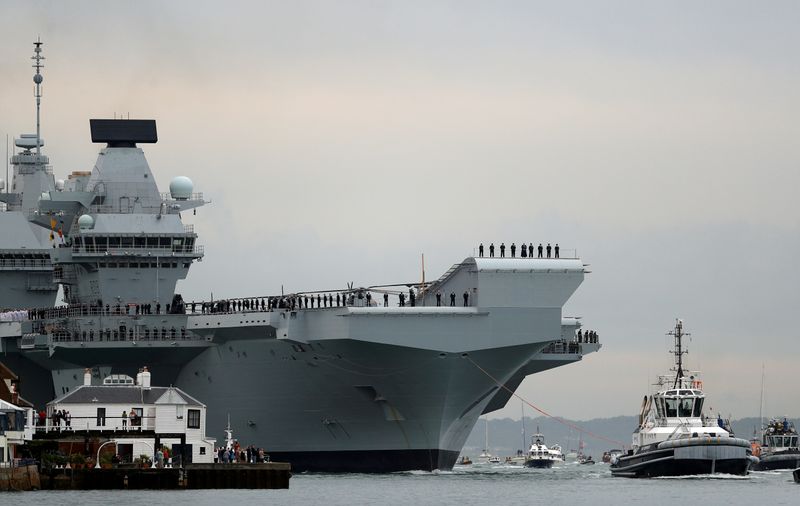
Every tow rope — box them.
[466,355,627,448]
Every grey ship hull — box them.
[1,258,600,473]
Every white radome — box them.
[56,179,65,191]
[169,176,193,200]
[77,214,94,230]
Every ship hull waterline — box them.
[611,443,755,478]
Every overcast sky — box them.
[1,1,798,424]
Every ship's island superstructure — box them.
[0,41,601,472]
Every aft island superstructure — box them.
[0,41,601,472]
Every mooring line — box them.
[466,355,627,447]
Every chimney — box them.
[141,366,151,389]
[83,368,92,386]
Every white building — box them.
[47,367,215,464]
[0,399,34,464]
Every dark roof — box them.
[52,385,202,407]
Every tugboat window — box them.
[665,398,678,417]
[679,398,693,417]
[692,398,703,417]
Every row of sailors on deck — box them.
[17,300,188,321]
[478,243,559,258]
[576,329,599,344]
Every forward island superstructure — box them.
[0,41,601,472]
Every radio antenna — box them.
[32,37,45,157]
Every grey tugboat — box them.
[610,320,758,477]
[0,41,602,472]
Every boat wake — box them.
[652,473,750,481]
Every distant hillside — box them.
[462,416,797,458]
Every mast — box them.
[32,37,45,157]
[520,401,526,451]
[759,363,765,442]
[484,417,489,454]
[667,319,689,388]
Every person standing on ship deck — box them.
[546,243,552,258]
[463,291,469,306]
[383,293,388,307]
[489,243,495,257]
[450,292,456,306]
[436,291,442,306]
[479,243,484,257]
[528,243,534,257]
[538,243,543,258]
[511,243,516,257]
[554,244,560,258]
[500,243,506,257]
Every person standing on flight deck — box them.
[546,243,552,258]
[489,243,495,257]
[500,243,506,257]
[510,243,516,258]
[538,243,543,258]
[528,243,534,258]
[521,243,527,257]
[554,244,560,258]
[479,243,484,257]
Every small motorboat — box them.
[524,432,564,469]
[458,456,473,465]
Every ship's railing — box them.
[70,244,204,255]
[47,327,205,344]
[160,192,205,202]
[540,339,582,355]
[0,258,53,269]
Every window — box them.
[97,407,106,427]
[187,409,200,429]
[692,398,704,417]
[200,447,206,455]
[679,398,694,417]
[665,398,678,417]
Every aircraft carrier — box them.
[0,41,601,472]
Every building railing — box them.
[32,414,157,433]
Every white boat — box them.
[610,320,758,478]
[524,433,564,468]
[477,417,501,464]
